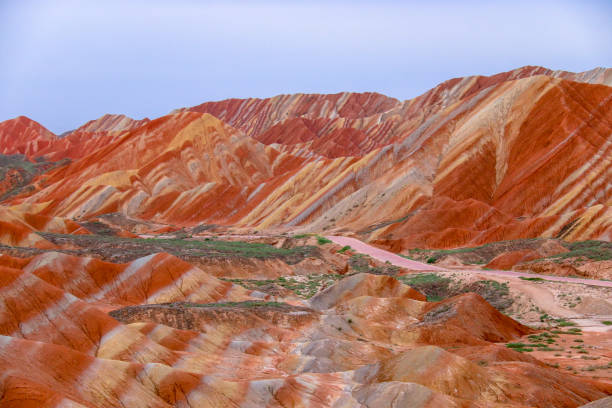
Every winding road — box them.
[326,236,612,288]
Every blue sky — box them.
[1,0,610,133]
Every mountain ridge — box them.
[1,65,612,407]
[1,66,611,250]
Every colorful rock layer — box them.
[1,66,610,250]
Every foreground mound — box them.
[309,272,426,310]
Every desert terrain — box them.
[0,66,611,407]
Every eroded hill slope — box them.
[0,249,609,407]
[1,66,611,251]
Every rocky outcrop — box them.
[0,116,56,157]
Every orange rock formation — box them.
[0,253,608,407]
[1,66,610,250]
[1,66,611,406]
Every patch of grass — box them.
[147,237,315,259]
[338,245,351,253]
[507,341,560,352]
[519,276,544,282]
[459,279,513,310]
[292,233,312,239]
[316,236,332,245]
[542,240,612,262]
[0,154,71,201]
[581,363,610,371]
[528,332,557,345]
[404,239,542,265]
[396,274,513,309]
[555,319,576,327]
[506,343,534,353]
[186,301,290,308]
[403,238,612,267]
[348,253,399,276]
[397,273,451,302]
[399,273,447,286]
[601,321,612,326]
[40,233,318,263]
[224,274,346,299]
[551,328,583,336]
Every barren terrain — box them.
[0,65,611,407]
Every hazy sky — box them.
[1,0,610,133]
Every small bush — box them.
[551,330,582,336]
[520,277,544,282]
[316,236,332,245]
[188,301,289,308]
[553,240,612,262]
[338,245,351,253]
[506,342,527,348]
[397,273,451,302]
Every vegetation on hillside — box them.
[38,232,319,263]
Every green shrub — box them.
[187,301,289,308]
[338,245,351,253]
[546,240,612,262]
[506,342,527,348]
[520,277,544,282]
[316,236,332,245]
[397,273,451,302]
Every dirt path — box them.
[326,236,612,288]
[509,279,580,318]
[460,268,612,288]
[327,236,446,271]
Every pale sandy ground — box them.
[326,236,612,384]
[327,236,612,330]
[439,269,612,331]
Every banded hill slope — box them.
[1,64,612,408]
[1,65,611,251]
[0,250,609,407]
